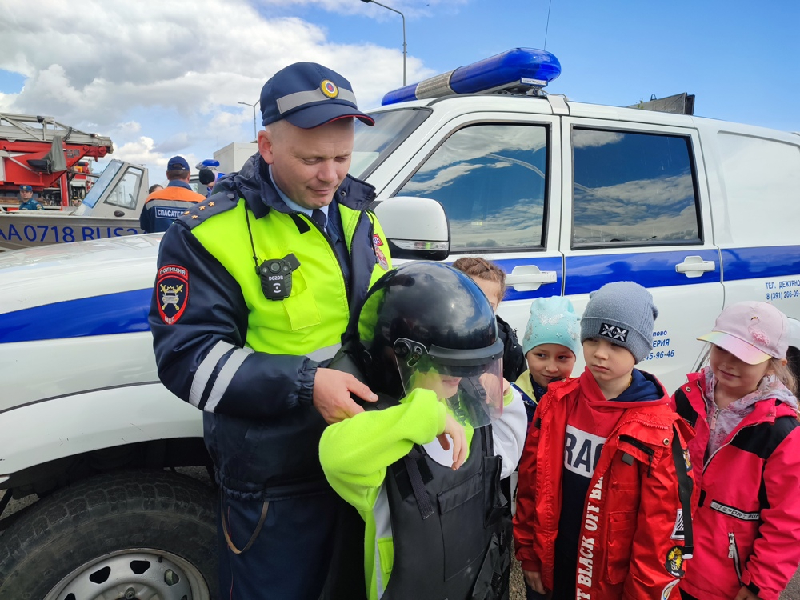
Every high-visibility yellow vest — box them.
[192,198,391,356]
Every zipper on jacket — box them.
[703,423,757,473]
[618,434,655,476]
[728,532,743,584]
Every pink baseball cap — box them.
[698,301,789,365]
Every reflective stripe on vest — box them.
[191,199,390,356]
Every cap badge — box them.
[321,80,339,99]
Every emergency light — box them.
[382,47,561,106]
[196,158,221,169]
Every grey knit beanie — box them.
[580,281,658,363]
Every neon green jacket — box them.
[319,387,525,599]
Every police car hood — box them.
[216,153,376,215]
[0,234,161,315]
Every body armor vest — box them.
[382,424,508,599]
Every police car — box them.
[1,48,799,598]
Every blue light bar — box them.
[196,158,221,169]
[382,48,561,106]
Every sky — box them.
[1,0,798,181]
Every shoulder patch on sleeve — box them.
[178,192,240,229]
[156,265,189,324]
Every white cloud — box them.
[573,173,700,243]
[0,0,436,176]
[111,137,166,169]
[112,121,142,137]
[0,1,426,124]
[450,197,545,249]
[255,0,467,19]
[155,133,192,155]
[573,130,624,148]
[399,124,548,194]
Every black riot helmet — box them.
[355,261,504,427]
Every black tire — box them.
[0,471,218,600]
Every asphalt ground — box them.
[2,471,799,599]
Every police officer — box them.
[17,185,42,210]
[148,62,392,600]
[139,156,205,233]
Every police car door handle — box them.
[505,265,558,291]
[675,256,716,278]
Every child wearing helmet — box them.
[319,262,527,600]
[514,281,695,600]
[671,302,800,600]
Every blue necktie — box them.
[311,209,326,232]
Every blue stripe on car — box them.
[564,249,721,295]
[0,289,152,343]
[721,246,800,282]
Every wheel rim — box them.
[43,549,210,600]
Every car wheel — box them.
[0,471,218,600]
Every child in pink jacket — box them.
[672,302,800,600]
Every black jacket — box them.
[497,315,526,382]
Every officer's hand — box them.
[733,587,760,600]
[437,414,467,470]
[523,570,546,594]
[313,368,378,424]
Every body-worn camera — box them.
[256,254,301,300]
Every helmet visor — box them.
[394,339,504,428]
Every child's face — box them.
[526,344,576,388]
[710,345,771,399]
[473,278,503,312]
[583,338,635,388]
[416,370,462,399]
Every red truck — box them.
[0,112,113,209]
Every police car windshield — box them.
[81,160,123,208]
[351,108,431,179]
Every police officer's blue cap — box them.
[167,156,190,171]
[260,62,374,129]
[19,184,32,192]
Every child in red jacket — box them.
[514,281,695,600]
[672,302,800,600]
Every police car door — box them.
[560,112,723,392]
[382,110,564,340]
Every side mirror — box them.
[372,197,450,260]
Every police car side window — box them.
[571,128,701,248]
[395,123,549,252]
[104,167,143,210]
